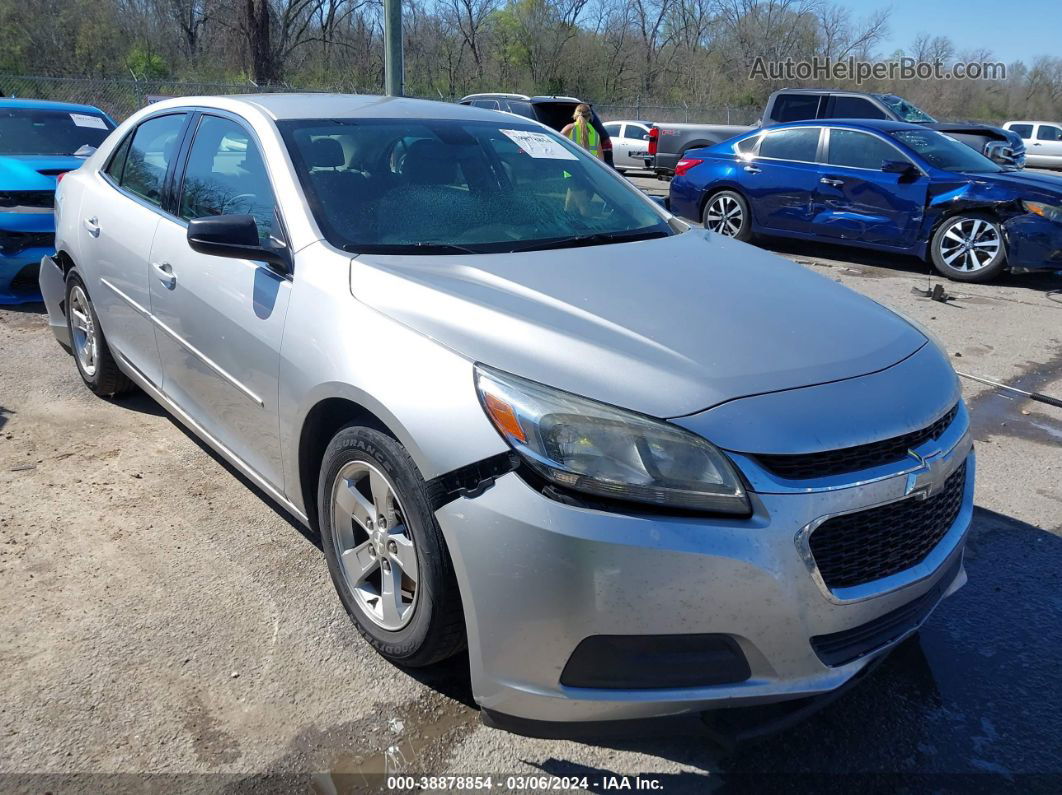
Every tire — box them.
[929,213,1007,282]
[65,272,133,397]
[703,190,753,242]
[318,426,465,667]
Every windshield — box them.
[0,108,113,155]
[890,129,1003,173]
[875,95,936,124]
[278,118,670,254]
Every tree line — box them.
[1,0,1060,122]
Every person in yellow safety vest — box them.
[561,104,604,160]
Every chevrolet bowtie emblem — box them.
[904,448,949,500]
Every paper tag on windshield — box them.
[70,113,108,129]
[500,129,578,160]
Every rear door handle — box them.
[820,177,844,187]
[152,261,176,289]
[83,216,100,237]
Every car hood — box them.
[349,230,926,418]
[925,121,1013,140]
[961,169,1062,197]
[0,155,84,189]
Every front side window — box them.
[120,113,187,206]
[0,107,113,155]
[827,129,907,170]
[891,129,1002,173]
[1008,123,1034,139]
[758,127,820,162]
[772,95,821,123]
[874,95,936,123]
[1037,125,1062,142]
[279,118,670,254]
[178,115,276,243]
[829,96,889,121]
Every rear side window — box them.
[827,129,905,170]
[178,115,277,244]
[771,95,821,123]
[119,113,187,206]
[604,123,621,137]
[1008,123,1033,139]
[1037,125,1062,142]
[471,99,501,110]
[829,96,889,120]
[758,127,820,162]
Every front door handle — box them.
[820,177,844,187]
[743,165,761,174]
[152,261,176,289]
[83,216,100,237]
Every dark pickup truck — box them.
[648,88,1025,176]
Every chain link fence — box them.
[1,73,759,127]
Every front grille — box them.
[809,461,967,590]
[0,190,54,209]
[0,230,54,255]
[811,556,961,666]
[757,404,958,480]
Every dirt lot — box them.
[2,225,1061,791]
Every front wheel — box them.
[318,426,465,667]
[703,190,753,241]
[930,214,1007,282]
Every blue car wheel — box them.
[703,190,752,242]
[930,213,1007,283]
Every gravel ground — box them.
[1,220,1060,792]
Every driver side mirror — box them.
[187,214,290,274]
[881,159,918,177]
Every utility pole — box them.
[384,0,404,96]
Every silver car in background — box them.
[40,95,974,727]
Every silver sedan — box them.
[40,94,974,727]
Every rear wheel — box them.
[930,214,1007,282]
[65,273,133,397]
[703,190,752,241]
[318,426,465,666]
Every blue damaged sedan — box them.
[669,119,1062,283]
[0,98,114,304]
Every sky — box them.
[847,0,1061,65]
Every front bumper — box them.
[436,435,974,724]
[0,245,51,304]
[1004,214,1062,272]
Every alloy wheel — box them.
[705,194,744,237]
[68,285,98,377]
[937,217,1001,273]
[330,461,419,631]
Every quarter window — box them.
[104,134,133,183]
[120,113,187,206]
[1037,125,1062,142]
[827,129,906,170]
[758,127,820,162]
[178,116,277,244]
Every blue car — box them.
[1,98,115,304]
[669,119,1062,283]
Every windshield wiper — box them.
[504,227,669,253]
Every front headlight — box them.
[1023,200,1062,223]
[475,365,750,514]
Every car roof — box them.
[143,93,517,122]
[765,118,928,133]
[773,88,875,97]
[1006,120,1057,126]
[459,93,586,104]
[0,97,109,115]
